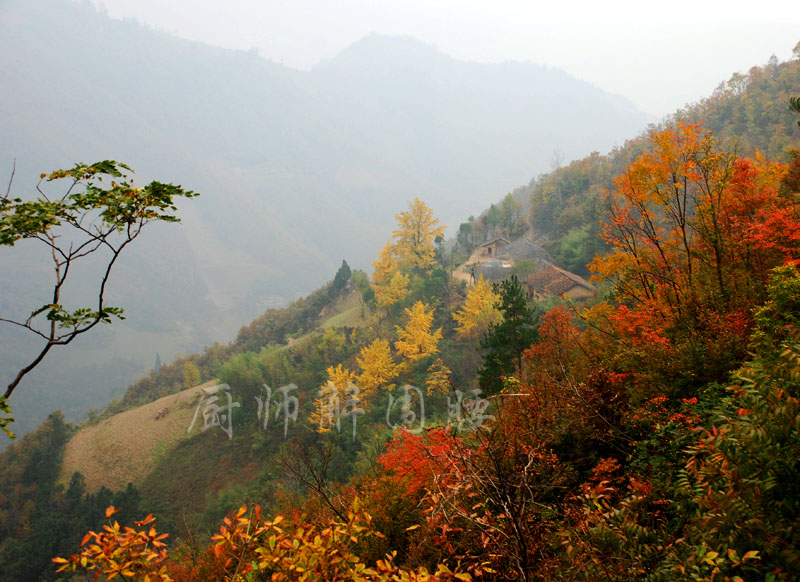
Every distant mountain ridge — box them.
[0,0,652,438]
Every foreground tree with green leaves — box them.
[0,160,197,436]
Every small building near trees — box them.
[524,264,596,301]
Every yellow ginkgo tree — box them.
[375,271,410,311]
[391,197,446,272]
[425,357,452,395]
[394,301,443,364]
[372,242,398,287]
[369,199,446,314]
[357,338,398,397]
[452,276,502,339]
[371,242,409,311]
[310,364,358,433]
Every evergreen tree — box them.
[333,259,352,290]
[457,221,476,255]
[478,276,538,394]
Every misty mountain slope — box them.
[0,0,652,439]
[312,34,649,216]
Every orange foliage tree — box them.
[589,121,798,386]
[377,371,585,582]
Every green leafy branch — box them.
[0,160,197,415]
[0,396,14,439]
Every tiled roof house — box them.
[524,264,596,300]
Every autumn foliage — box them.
[588,122,798,388]
[452,276,501,340]
[52,114,800,582]
[56,502,471,582]
[53,506,171,581]
[395,301,443,364]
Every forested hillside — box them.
[501,51,800,277]
[1,34,800,582]
[0,0,654,439]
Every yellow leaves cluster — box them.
[392,197,446,271]
[452,276,502,339]
[310,364,357,433]
[395,301,442,364]
[357,338,398,396]
[371,199,445,310]
[375,271,410,310]
[372,242,398,287]
[327,363,357,392]
[208,500,472,581]
[315,300,445,407]
[316,300,443,406]
[425,358,452,395]
[372,242,410,310]
[59,502,472,582]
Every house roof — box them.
[525,264,596,296]
[479,237,511,248]
[474,263,512,282]
[504,238,553,265]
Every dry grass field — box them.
[59,380,219,492]
[58,290,370,494]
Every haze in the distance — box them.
[0,0,656,440]
[87,0,800,117]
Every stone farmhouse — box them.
[458,237,595,300]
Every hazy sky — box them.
[91,0,799,117]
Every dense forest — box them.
[1,48,800,581]
[514,47,800,278]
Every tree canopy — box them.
[391,197,446,272]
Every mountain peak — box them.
[316,34,448,71]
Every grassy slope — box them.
[58,381,218,492]
[321,289,368,328]
[58,289,369,498]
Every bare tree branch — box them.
[4,159,15,200]
[276,434,348,522]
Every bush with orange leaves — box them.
[55,501,470,582]
[52,505,171,581]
